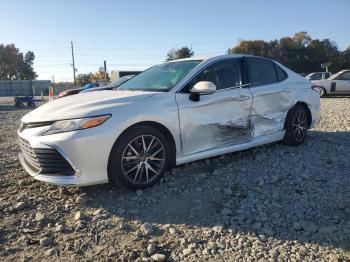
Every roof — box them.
[169,54,248,63]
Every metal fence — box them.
[0,80,51,104]
[0,80,51,97]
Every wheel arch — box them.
[284,101,312,129]
[107,120,177,180]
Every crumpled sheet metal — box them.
[250,91,292,137]
[179,94,252,155]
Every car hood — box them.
[22,90,157,123]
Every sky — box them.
[1,0,349,82]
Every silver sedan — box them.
[18,55,320,189]
[312,70,350,97]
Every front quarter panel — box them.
[108,93,181,159]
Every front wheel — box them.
[282,105,309,146]
[108,125,171,189]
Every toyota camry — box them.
[18,55,320,189]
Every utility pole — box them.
[71,41,76,86]
[104,60,107,84]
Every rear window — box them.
[275,64,287,82]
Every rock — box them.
[75,195,88,204]
[107,248,117,257]
[344,207,350,214]
[136,189,143,196]
[212,226,223,233]
[147,243,157,255]
[40,237,52,247]
[35,212,45,222]
[151,253,166,262]
[93,209,103,216]
[44,248,56,256]
[140,222,153,235]
[168,227,176,235]
[182,247,193,256]
[74,211,85,221]
[302,221,318,233]
[55,225,65,233]
[14,202,26,211]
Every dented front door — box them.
[176,88,252,156]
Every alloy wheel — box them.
[319,88,325,97]
[292,109,308,142]
[121,135,165,185]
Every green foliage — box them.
[0,43,37,80]
[228,32,349,73]
[166,46,194,61]
[76,68,110,86]
[76,73,94,86]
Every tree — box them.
[0,43,37,80]
[227,32,347,74]
[91,67,110,82]
[166,46,194,61]
[340,46,350,69]
[76,73,94,86]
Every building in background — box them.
[110,70,142,81]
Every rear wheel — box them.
[319,87,326,97]
[283,105,309,146]
[108,125,171,189]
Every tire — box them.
[28,101,36,107]
[319,87,326,97]
[108,125,171,189]
[15,102,24,108]
[282,104,309,146]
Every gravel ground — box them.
[0,97,350,262]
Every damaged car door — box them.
[245,57,290,137]
[176,58,253,156]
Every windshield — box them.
[329,71,344,80]
[118,60,202,92]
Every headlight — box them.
[41,115,111,135]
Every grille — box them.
[18,137,75,176]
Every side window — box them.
[183,59,243,92]
[275,64,287,81]
[310,73,322,80]
[246,58,278,86]
[324,72,331,79]
[336,71,350,80]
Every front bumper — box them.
[17,124,114,186]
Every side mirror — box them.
[189,81,216,101]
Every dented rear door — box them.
[245,57,291,137]
[175,58,253,156]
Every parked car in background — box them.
[18,55,320,189]
[58,83,99,98]
[80,75,134,93]
[311,69,350,97]
[305,72,331,81]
